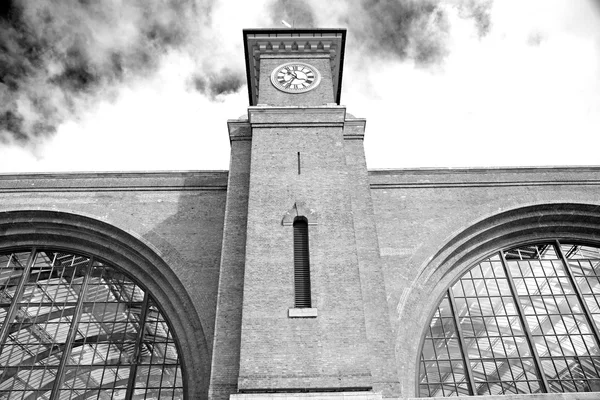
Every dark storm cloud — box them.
[210,69,244,96]
[0,0,215,146]
[0,111,26,145]
[189,68,245,100]
[49,46,100,93]
[0,0,15,20]
[354,0,449,64]
[264,0,457,64]
[269,0,316,28]
[329,0,493,66]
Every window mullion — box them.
[0,249,38,352]
[125,292,150,400]
[554,240,600,352]
[500,250,550,393]
[447,288,477,395]
[49,256,94,400]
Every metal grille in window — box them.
[293,219,311,308]
[419,241,600,396]
[0,249,184,399]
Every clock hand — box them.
[283,71,301,87]
[291,71,306,81]
[283,71,295,81]
[288,69,308,81]
[286,71,299,81]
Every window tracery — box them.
[0,248,183,399]
[420,242,600,396]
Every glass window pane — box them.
[419,294,469,396]
[419,242,600,397]
[0,249,184,399]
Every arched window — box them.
[419,241,600,397]
[0,248,183,399]
[293,218,311,308]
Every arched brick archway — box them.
[395,203,600,397]
[0,210,210,399]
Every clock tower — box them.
[210,29,399,400]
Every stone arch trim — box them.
[0,210,210,399]
[420,203,600,286]
[282,201,318,226]
[394,202,600,397]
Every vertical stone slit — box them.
[293,218,311,308]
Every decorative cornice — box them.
[369,167,600,189]
[250,123,344,128]
[228,120,252,142]
[243,29,346,106]
[370,180,600,189]
[229,107,365,140]
[0,171,228,192]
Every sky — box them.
[1,0,599,173]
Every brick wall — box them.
[237,107,372,390]
[0,171,228,397]
[369,167,600,397]
[258,56,335,106]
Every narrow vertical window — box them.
[293,217,311,307]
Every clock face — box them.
[270,62,321,93]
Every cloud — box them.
[2,0,598,173]
[189,68,245,100]
[0,0,221,147]
[457,0,493,37]
[307,0,494,66]
[354,0,450,64]
[1,0,495,150]
[346,0,600,169]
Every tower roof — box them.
[243,28,346,106]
